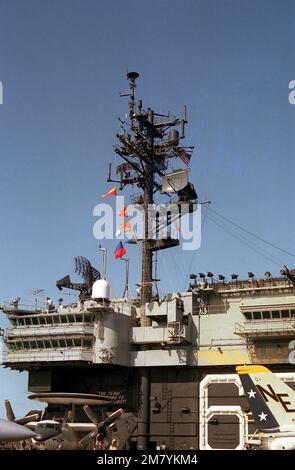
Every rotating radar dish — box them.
[28,393,115,406]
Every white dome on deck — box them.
[91,279,110,301]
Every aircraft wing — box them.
[67,423,96,432]
[25,421,39,430]
[26,421,96,432]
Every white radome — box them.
[92,279,110,300]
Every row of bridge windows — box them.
[10,313,95,327]
[243,309,295,321]
[6,337,93,350]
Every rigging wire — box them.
[160,244,181,294]
[208,207,295,259]
[184,204,209,281]
[158,253,174,295]
[168,243,188,292]
[206,211,284,266]
[169,247,184,291]
[206,212,284,268]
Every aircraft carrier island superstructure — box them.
[2,271,295,450]
[1,73,295,450]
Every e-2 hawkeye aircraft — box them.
[4,393,136,450]
[237,365,295,450]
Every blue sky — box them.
[0,0,295,418]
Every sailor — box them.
[21,440,27,450]
[58,298,64,311]
[95,438,105,450]
[108,438,118,450]
[45,297,55,312]
[79,290,88,311]
[12,297,20,309]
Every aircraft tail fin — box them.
[236,365,295,432]
[4,399,16,421]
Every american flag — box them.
[178,149,191,166]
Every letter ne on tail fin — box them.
[236,365,295,433]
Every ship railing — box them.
[235,320,295,337]
[4,349,93,363]
[215,278,293,292]
[167,322,183,344]
[198,304,227,315]
[208,337,245,347]
[166,322,193,344]
[4,324,94,339]
[1,299,69,315]
[2,299,44,312]
[1,300,87,317]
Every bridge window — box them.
[262,311,271,319]
[244,312,252,320]
[243,309,295,321]
[83,338,92,348]
[84,314,94,323]
[281,310,290,318]
[253,312,261,320]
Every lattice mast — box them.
[111,72,192,323]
